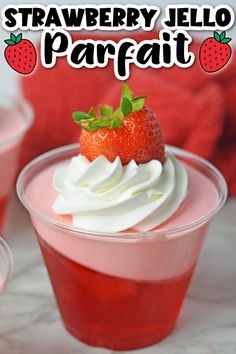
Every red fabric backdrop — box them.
[21,31,236,195]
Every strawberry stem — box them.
[4,33,22,46]
[214,31,231,44]
[73,83,147,131]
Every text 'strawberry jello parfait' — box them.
[0,100,33,232]
[17,84,227,350]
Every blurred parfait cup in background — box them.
[0,98,34,232]
[0,237,13,293]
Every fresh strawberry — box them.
[4,33,37,75]
[199,31,232,73]
[73,83,165,165]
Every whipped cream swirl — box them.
[53,153,188,233]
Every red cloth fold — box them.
[21,31,236,195]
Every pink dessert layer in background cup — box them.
[0,99,33,232]
[17,144,227,350]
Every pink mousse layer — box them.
[0,107,26,197]
[26,157,219,281]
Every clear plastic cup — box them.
[0,237,13,293]
[0,98,34,232]
[17,144,227,350]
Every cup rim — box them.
[0,98,34,148]
[17,143,227,239]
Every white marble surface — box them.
[0,194,235,354]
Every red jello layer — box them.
[0,195,9,232]
[38,236,195,350]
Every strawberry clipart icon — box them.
[4,33,37,75]
[199,31,232,73]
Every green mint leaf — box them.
[122,83,133,101]
[73,112,91,123]
[99,104,113,117]
[10,33,16,43]
[220,31,226,41]
[132,95,147,101]
[221,38,232,44]
[121,97,133,117]
[88,107,96,117]
[132,96,146,111]
[214,32,220,42]
[16,33,22,44]
[4,40,15,45]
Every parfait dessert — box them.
[0,100,33,231]
[17,84,227,350]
